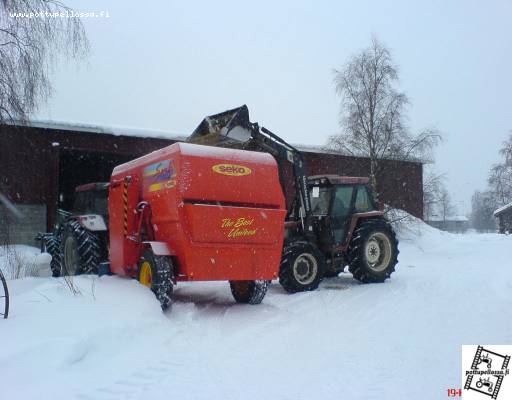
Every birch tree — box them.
[330,36,440,196]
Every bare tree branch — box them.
[0,0,89,124]
[329,36,441,198]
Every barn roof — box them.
[8,119,424,164]
[10,119,187,141]
[294,143,425,163]
[494,202,512,217]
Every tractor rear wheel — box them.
[229,280,270,304]
[41,234,62,277]
[347,219,398,283]
[138,250,174,311]
[279,240,326,293]
[60,220,101,276]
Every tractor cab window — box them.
[73,189,109,219]
[330,185,354,244]
[354,185,376,213]
[95,190,109,219]
[73,191,94,214]
[331,186,354,217]
[310,186,331,216]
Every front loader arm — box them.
[187,105,312,224]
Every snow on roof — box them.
[10,119,425,163]
[12,119,187,141]
[427,215,469,222]
[494,201,512,216]
[276,143,425,163]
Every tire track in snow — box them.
[77,299,245,400]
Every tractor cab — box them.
[72,182,110,223]
[37,182,110,278]
[308,175,379,251]
[54,182,109,227]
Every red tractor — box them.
[188,105,399,292]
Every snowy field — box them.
[0,218,511,400]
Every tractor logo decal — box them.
[212,164,252,177]
[221,217,258,238]
[143,159,177,192]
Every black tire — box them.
[138,250,174,311]
[348,219,398,283]
[229,280,270,304]
[60,220,101,276]
[279,240,326,293]
[41,234,62,277]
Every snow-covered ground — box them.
[0,217,511,400]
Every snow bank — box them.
[389,208,450,246]
[0,245,51,279]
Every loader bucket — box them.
[187,105,254,146]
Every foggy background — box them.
[37,0,512,214]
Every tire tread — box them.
[348,218,399,283]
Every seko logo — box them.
[212,164,252,177]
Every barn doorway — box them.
[58,149,134,212]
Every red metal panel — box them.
[184,204,285,245]
[108,175,141,275]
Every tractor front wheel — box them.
[138,250,174,311]
[279,241,326,293]
[229,280,270,304]
[347,219,398,283]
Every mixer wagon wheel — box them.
[279,240,326,293]
[138,250,174,311]
[229,280,270,304]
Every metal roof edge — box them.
[4,119,186,141]
[494,201,512,216]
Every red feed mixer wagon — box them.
[108,142,287,309]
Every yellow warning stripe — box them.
[123,180,128,235]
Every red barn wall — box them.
[1,124,423,244]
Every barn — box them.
[494,202,512,234]
[0,121,424,245]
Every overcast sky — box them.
[38,0,512,214]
